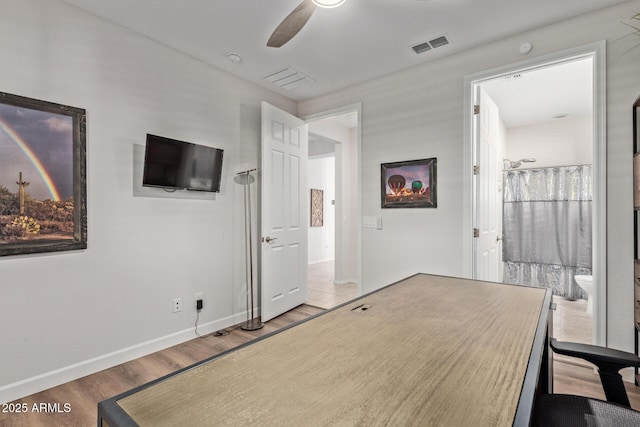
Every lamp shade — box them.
[312,0,346,8]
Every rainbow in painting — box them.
[0,120,61,201]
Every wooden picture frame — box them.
[635,96,640,209]
[0,92,87,256]
[381,158,437,208]
[633,95,640,334]
[310,189,323,227]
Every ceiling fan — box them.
[267,0,345,48]
[267,0,430,48]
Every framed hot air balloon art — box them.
[381,158,437,209]
[0,91,87,256]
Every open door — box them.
[474,87,502,282]
[260,102,309,322]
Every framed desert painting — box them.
[381,158,437,208]
[0,92,87,256]
[310,189,323,227]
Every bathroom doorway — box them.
[484,58,594,345]
[464,42,606,346]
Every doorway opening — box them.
[304,107,361,309]
[464,42,606,347]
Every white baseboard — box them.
[333,279,357,285]
[0,311,248,404]
[307,259,334,265]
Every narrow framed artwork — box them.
[0,92,87,256]
[381,158,437,208]
[310,189,323,227]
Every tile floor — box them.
[552,295,595,369]
[306,260,358,309]
[553,296,592,344]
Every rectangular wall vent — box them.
[263,67,316,90]
[411,35,449,55]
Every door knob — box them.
[264,236,277,243]
[496,235,504,243]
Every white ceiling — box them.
[482,57,593,128]
[58,0,627,102]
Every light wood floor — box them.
[2,297,639,426]
[1,305,323,427]
[547,295,640,405]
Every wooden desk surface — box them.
[99,274,551,427]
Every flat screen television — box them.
[142,134,224,192]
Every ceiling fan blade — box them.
[267,0,317,48]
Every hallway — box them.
[306,260,358,309]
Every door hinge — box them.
[473,104,480,115]
[473,165,480,175]
[473,228,480,238]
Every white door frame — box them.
[462,41,607,345]
[302,102,363,295]
[474,86,503,282]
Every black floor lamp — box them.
[234,169,264,331]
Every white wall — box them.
[342,128,359,284]
[299,1,640,354]
[506,116,593,168]
[308,156,335,264]
[0,0,296,403]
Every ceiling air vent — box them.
[411,35,449,54]
[411,42,432,54]
[263,67,315,90]
[429,36,449,48]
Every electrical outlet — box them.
[173,298,182,313]
[195,292,203,311]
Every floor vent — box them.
[411,35,449,54]
[263,67,315,90]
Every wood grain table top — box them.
[100,274,550,427]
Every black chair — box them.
[532,338,640,426]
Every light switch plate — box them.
[363,216,383,230]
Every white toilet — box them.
[574,275,593,314]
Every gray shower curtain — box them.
[502,165,592,299]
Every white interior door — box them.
[261,102,308,322]
[474,87,502,282]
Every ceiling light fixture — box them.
[312,0,346,8]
